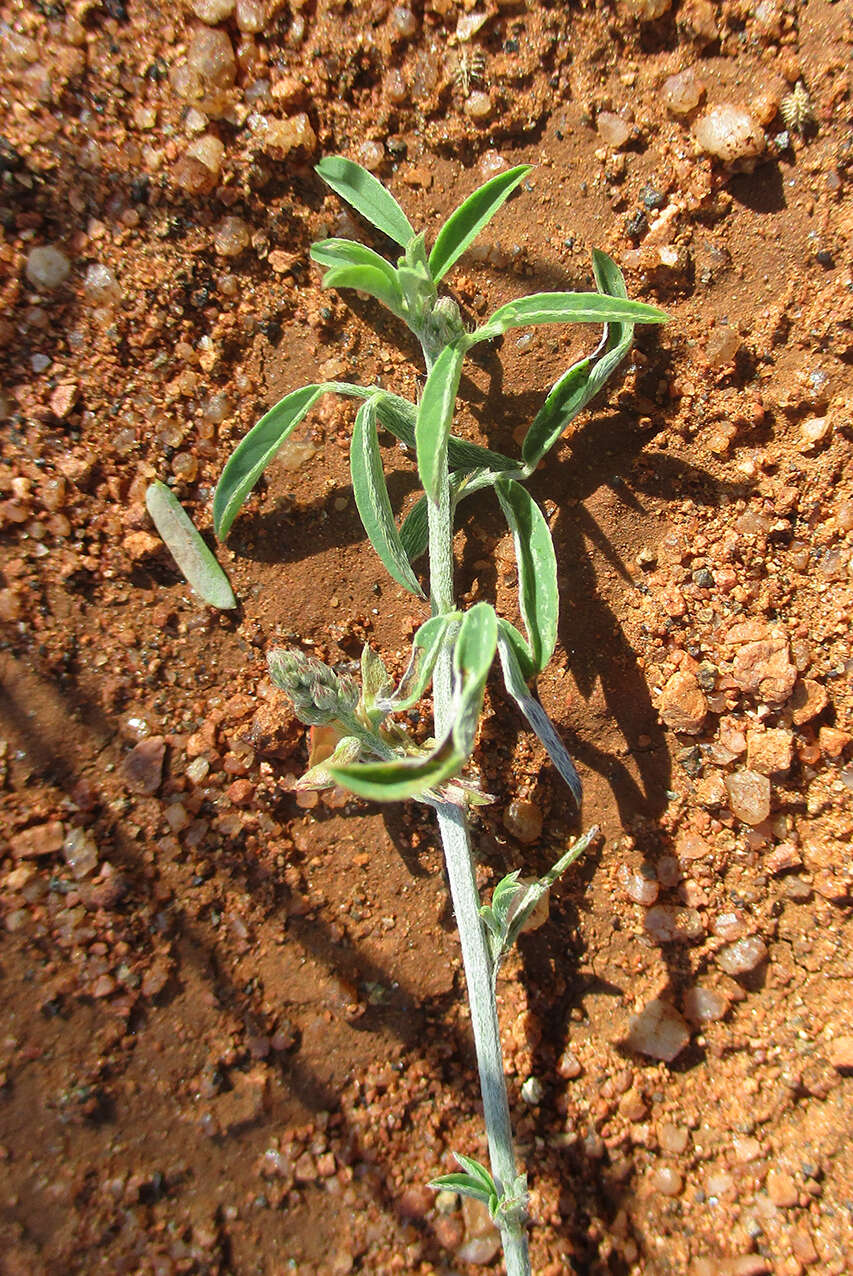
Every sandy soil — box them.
[0,0,851,1273]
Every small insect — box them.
[780,80,815,135]
[454,49,486,98]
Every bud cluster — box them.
[268,648,359,727]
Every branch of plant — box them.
[199,156,668,1276]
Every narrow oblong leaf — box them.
[329,736,463,802]
[316,155,414,247]
[397,237,438,324]
[520,354,593,473]
[351,398,426,597]
[428,1174,493,1206]
[453,601,498,689]
[379,614,458,712]
[373,390,417,447]
[145,481,236,610]
[495,479,558,675]
[452,601,498,756]
[501,827,598,955]
[295,735,362,791]
[450,1153,498,1196]
[416,342,464,502]
[399,494,429,562]
[520,252,641,473]
[319,263,406,319]
[214,383,323,539]
[214,381,417,540]
[471,291,668,344]
[310,237,395,275]
[497,621,582,805]
[447,437,518,472]
[592,246,629,304]
[428,164,532,282]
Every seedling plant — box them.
[212,158,666,1275]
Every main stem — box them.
[424,354,530,1275]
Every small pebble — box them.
[597,111,630,148]
[83,263,121,307]
[726,770,771,825]
[693,105,766,168]
[626,998,691,1063]
[502,799,543,844]
[827,1036,853,1072]
[187,26,236,89]
[644,904,704,943]
[214,216,251,257]
[799,415,831,451]
[235,0,268,33]
[186,133,225,177]
[651,1165,683,1197]
[465,91,492,121]
[746,727,793,775]
[705,325,741,366]
[521,1076,544,1105]
[716,935,768,976]
[712,911,748,941]
[659,1121,690,1154]
[390,5,417,38]
[25,245,71,290]
[190,0,234,21]
[618,863,659,906]
[662,67,705,115]
[63,828,98,879]
[10,820,65,859]
[385,68,408,104]
[358,140,384,172]
[620,0,672,18]
[557,1049,582,1079]
[766,1169,798,1207]
[659,670,707,734]
[123,736,166,795]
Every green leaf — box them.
[495,479,558,675]
[520,252,641,473]
[592,246,629,306]
[480,828,596,972]
[520,355,593,473]
[471,291,668,344]
[213,382,416,540]
[428,164,532,282]
[397,238,438,326]
[399,494,429,562]
[295,735,362,791]
[452,601,498,756]
[501,828,597,955]
[379,613,459,712]
[415,342,464,503]
[329,736,463,802]
[145,481,236,610]
[428,1174,495,1209]
[310,237,395,275]
[359,644,393,727]
[319,263,406,319]
[373,390,417,447]
[430,1154,500,1212]
[447,437,518,472]
[350,398,426,598]
[497,621,581,804]
[315,155,415,247]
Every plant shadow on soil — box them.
[0,653,518,1267]
[0,641,676,1268]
